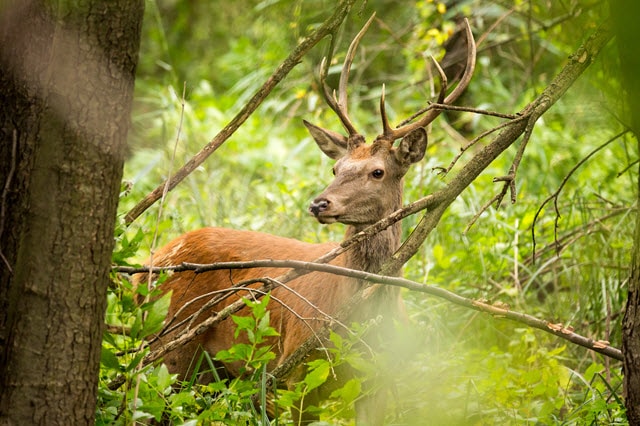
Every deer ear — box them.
[395,127,427,166]
[303,120,348,160]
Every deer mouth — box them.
[316,215,339,224]
[309,209,339,224]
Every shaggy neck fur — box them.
[343,184,403,276]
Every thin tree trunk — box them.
[0,1,143,423]
[612,0,640,422]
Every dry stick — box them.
[419,102,520,121]
[123,0,358,225]
[525,208,631,271]
[493,113,539,206]
[438,115,529,177]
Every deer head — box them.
[306,14,476,229]
[306,120,427,227]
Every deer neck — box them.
[343,187,403,276]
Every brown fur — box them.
[145,228,361,378]
[135,124,428,425]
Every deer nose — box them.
[309,198,330,217]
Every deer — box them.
[136,15,475,425]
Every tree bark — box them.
[612,0,640,422]
[0,1,143,424]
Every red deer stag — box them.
[138,15,475,425]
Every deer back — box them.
[138,227,368,379]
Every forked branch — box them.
[124,0,359,225]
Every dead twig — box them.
[531,130,628,261]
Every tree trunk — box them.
[612,0,640,422]
[0,1,143,424]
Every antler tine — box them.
[320,12,376,137]
[442,18,476,104]
[320,58,359,136]
[379,17,476,142]
[379,84,393,136]
[319,57,337,107]
[431,55,448,104]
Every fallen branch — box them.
[115,258,623,363]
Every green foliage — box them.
[99,249,277,424]
[106,0,634,424]
[101,238,368,424]
[98,289,173,422]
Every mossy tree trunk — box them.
[612,0,640,423]
[0,1,143,423]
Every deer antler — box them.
[378,18,476,142]
[320,13,377,137]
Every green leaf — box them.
[155,363,174,391]
[249,293,270,318]
[232,315,255,332]
[125,350,147,373]
[254,346,276,363]
[433,244,451,269]
[257,311,271,332]
[130,310,143,339]
[304,360,330,391]
[329,330,343,350]
[330,378,361,404]
[100,347,121,371]
[139,291,172,339]
[584,362,604,382]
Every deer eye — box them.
[371,169,384,179]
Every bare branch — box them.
[436,115,528,177]
[124,0,360,224]
[531,130,628,261]
[116,258,622,366]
